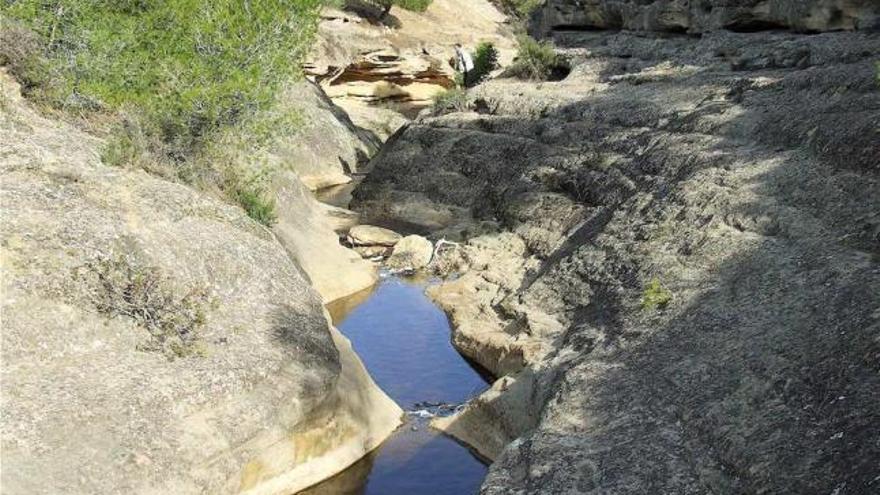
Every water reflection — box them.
[300,276,490,495]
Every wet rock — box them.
[348,225,403,247]
[386,235,434,270]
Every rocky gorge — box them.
[350,1,880,493]
[1,0,879,494]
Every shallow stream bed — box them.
[299,275,490,494]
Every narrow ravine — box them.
[300,275,491,494]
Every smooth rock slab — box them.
[348,225,403,247]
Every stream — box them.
[299,274,491,494]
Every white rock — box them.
[386,235,433,270]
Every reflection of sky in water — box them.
[302,277,490,495]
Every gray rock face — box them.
[0,72,401,495]
[531,0,880,35]
[353,29,880,494]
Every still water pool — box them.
[300,275,490,495]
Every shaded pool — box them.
[300,275,490,494]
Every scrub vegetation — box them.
[76,249,211,359]
[493,0,542,18]
[472,41,500,85]
[641,278,673,310]
[507,35,569,81]
[0,0,329,225]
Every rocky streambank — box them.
[0,68,402,494]
[351,3,880,492]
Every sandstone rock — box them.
[348,225,403,247]
[353,245,390,259]
[273,80,379,190]
[271,172,378,304]
[354,30,880,494]
[306,0,517,137]
[531,0,880,36]
[0,71,401,495]
[386,235,434,270]
[209,80,380,304]
[431,370,542,461]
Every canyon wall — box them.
[0,71,400,494]
[531,0,880,35]
[353,6,880,492]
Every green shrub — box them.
[432,87,469,114]
[2,0,327,225]
[0,20,54,98]
[2,1,324,166]
[508,35,568,81]
[495,0,543,18]
[230,182,278,227]
[641,278,672,310]
[361,0,433,17]
[471,41,500,85]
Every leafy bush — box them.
[359,0,433,17]
[471,41,499,85]
[507,35,569,81]
[641,278,672,310]
[2,0,327,224]
[0,20,53,97]
[432,87,470,114]
[77,249,211,358]
[494,0,543,18]
[230,181,278,227]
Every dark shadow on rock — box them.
[355,28,880,493]
[340,0,402,29]
[269,303,341,376]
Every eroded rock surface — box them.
[0,72,401,495]
[306,0,517,139]
[275,80,380,190]
[354,26,880,494]
[531,0,880,35]
[212,80,380,304]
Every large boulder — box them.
[355,29,880,494]
[0,72,401,494]
[386,235,434,270]
[273,80,380,190]
[348,224,403,247]
[531,0,880,36]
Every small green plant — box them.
[641,278,673,310]
[231,182,278,227]
[432,87,470,114]
[77,249,210,358]
[508,35,569,81]
[1,0,326,175]
[471,41,500,85]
